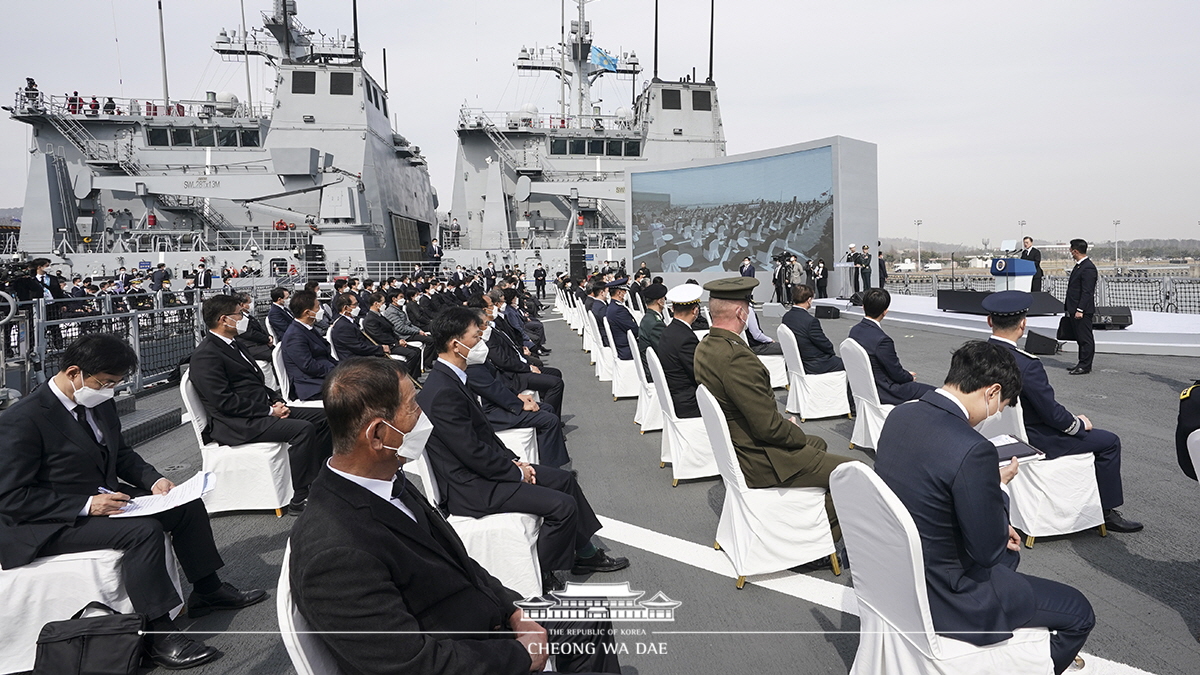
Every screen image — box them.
[630,146,834,273]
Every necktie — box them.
[392,476,430,532]
[74,405,100,446]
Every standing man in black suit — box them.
[417,307,627,591]
[289,358,620,674]
[781,285,844,374]
[190,295,333,513]
[533,263,547,299]
[875,341,1094,674]
[877,252,888,287]
[115,265,133,292]
[267,287,294,340]
[0,335,266,670]
[1019,236,1044,293]
[739,257,756,278]
[194,263,213,289]
[280,290,339,401]
[428,238,443,267]
[847,288,936,405]
[150,263,171,292]
[1065,238,1097,375]
[656,284,704,418]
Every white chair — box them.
[647,349,718,486]
[758,353,788,389]
[829,462,1053,674]
[278,540,345,675]
[495,428,539,465]
[272,345,325,408]
[630,331,664,433]
[0,538,183,674]
[402,454,543,599]
[256,359,280,392]
[604,320,640,400]
[1190,429,1200,482]
[181,370,293,515]
[696,385,838,588]
[840,338,895,451]
[777,326,851,421]
[325,331,339,361]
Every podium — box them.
[990,258,1035,292]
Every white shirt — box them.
[864,317,883,328]
[990,335,1018,348]
[934,387,970,420]
[51,378,108,517]
[326,460,417,523]
[437,357,468,384]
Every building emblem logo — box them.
[515,582,681,622]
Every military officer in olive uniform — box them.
[636,283,668,368]
[693,277,856,540]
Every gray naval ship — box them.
[448,0,725,272]
[7,0,436,281]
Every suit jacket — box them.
[656,320,701,418]
[739,263,756,278]
[189,333,283,445]
[502,305,532,348]
[605,302,639,360]
[332,315,386,357]
[590,299,610,347]
[533,268,546,282]
[694,328,821,487]
[194,269,213,289]
[1018,247,1043,281]
[364,310,401,347]
[384,304,423,341]
[1065,257,1097,316]
[13,273,66,301]
[465,362,525,419]
[848,318,919,405]
[150,268,170,291]
[236,313,274,362]
[289,468,530,675]
[268,303,295,340]
[988,337,1085,455]
[485,323,534,393]
[416,363,523,515]
[281,322,339,400]
[0,383,162,569]
[781,307,842,374]
[637,308,666,358]
[875,391,1035,645]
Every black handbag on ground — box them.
[1056,315,1077,341]
[33,602,146,675]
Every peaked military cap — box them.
[643,283,668,301]
[702,276,759,301]
[981,290,1032,317]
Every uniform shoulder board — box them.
[1183,384,1198,401]
[1016,348,1040,360]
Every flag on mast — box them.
[589,46,618,72]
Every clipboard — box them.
[989,434,1045,465]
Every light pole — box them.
[1113,219,1120,268]
[1019,220,1025,243]
[914,219,922,272]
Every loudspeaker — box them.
[1093,306,1132,329]
[814,305,840,319]
[1024,331,1059,356]
[849,292,864,307]
[569,243,587,280]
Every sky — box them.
[2,0,1197,246]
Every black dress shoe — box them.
[1068,366,1091,375]
[188,582,269,618]
[147,632,221,670]
[287,498,307,515]
[1103,509,1144,533]
[541,571,565,593]
[540,347,552,354]
[571,551,630,574]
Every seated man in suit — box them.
[383,289,430,344]
[983,290,1142,533]
[330,293,387,357]
[781,284,844,374]
[604,280,639,361]
[0,334,266,670]
[636,283,669,365]
[280,290,338,401]
[292,359,620,674]
[232,292,274,362]
[503,288,549,355]
[847,288,935,405]
[267,286,294,340]
[361,292,422,379]
[875,340,1094,674]
[483,291,565,416]
[417,307,626,591]
[657,284,705,418]
[742,304,784,356]
[588,281,610,347]
[694,277,855,548]
[191,295,333,513]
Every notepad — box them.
[110,472,215,518]
[989,434,1045,465]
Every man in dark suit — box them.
[533,263,547,299]
[476,292,566,418]
[329,293,386,357]
[232,292,274,362]
[589,281,611,347]
[428,238,443,265]
[847,288,936,405]
[280,290,338,401]
[781,284,843,374]
[877,252,888,287]
[115,265,133,292]
[1019,236,1044,293]
[289,358,620,674]
[657,285,704,418]
[1065,238,1098,375]
[739,257,756,278]
[361,292,423,379]
[604,280,639,361]
[150,263,171,292]
[416,307,626,591]
[267,287,294,340]
[484,261,497,290]
[190,295,333,512]
[984,291,1142,533]
[874,340,1094,674]
[0,335,266,670]
[194,263,214,289]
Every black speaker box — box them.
[1024,331,1059,356]
[1093,306,1133,329]
[568,243,587,280]
[815,305,840,319]
[849,292,864,307]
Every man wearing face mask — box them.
[361,292,423,380]
[330,293,390,358]
[874,340,1095,675]
[984,290,1141,534]
[0,334,267,670]
[280,290,339,401]
[267,287,294,340]
[482,290,566,418]
[418,307,627,593]
[190,295,333,514]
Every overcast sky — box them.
[3,0,1197,245]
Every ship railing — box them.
[364,262,431,279]
[459,107,639,133]
[12,91,272,120]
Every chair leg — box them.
[1098,524,1108,537]
[735,576,746,590]
[1024,535,1035,549]
[671,479,678,488]
[714,541,721,550]
[830,553,842,577]
[848,413,854,419]
[849,443,855,449]
[275,508,283,518]
[659,462,665,468]
[800,418,806,423]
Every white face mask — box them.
[380,413,434,462]
[456,338,490,366]
[350,306,361,318]
[226,315,249,334]
[973,389,1003,431]
[481,325,493,342]
[71,373,116,408]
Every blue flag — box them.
[589,46,618,72]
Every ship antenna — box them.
[653,0,660,82]
[157,0,170,107]
[383,48,389,93]
[240,0,253,109]
[352,0,361,63]
[707,0,715,83]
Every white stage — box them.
[786,294,1200,358]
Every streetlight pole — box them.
[1019,220,1025,242]
[1113,219,1120,268]
[915,219,922,272]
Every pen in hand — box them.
[97,487,130,503]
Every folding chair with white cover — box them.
[402,454,543,599]
[604,320,640,400]
[278,540,344,675]
[647,350,718,486]
[583,316,613,381]
[256,359,279,392]
[181,370,293,515]
[272,345,325,408]
[630,332,664,433]
[1191,430,1200,485]
[494,428,539,465]
[829,462,1054,674]
[840,338,895,451]
[758,354,788,389]
[581,308,597,356]
[696,385,837,587]
[325,332,339,361]
[0,538,183,674]
[776,326,851,421]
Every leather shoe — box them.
[1068,366,1091,375]
[540,347,552,354]
[571,551,630,574]
[188,582,268,618]
[1103,509,1143,533]
[541,571,564,593]
[287,498,307,515]
[147,632,221,670]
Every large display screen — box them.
[630,146,834,273]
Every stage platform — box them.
[777,294,1200,357]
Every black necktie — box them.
[392,476,430,532]
[74,405,100,446]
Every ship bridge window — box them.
[218,128,239,147]
[550,138,568,155]
[692,90,712,111]
[661,89,681,110]
[569,139,586,155]
[292,71,316,95]
[587,139,605,155]
[624,140,641,157]
[330,72,354,95]
[239,129,260,147]
[606,140,623,157]
[146,128,169,147]
[171,128,193,146]
[194,129,216,147]
[381,96,387,117]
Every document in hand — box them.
[110,472,216,518]
[989,434,1045,465]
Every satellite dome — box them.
[519,103,539,116]
[215,92,240,115]
[615,107,632,121]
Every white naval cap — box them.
[666,283,704,306]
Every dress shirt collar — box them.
[1075,256,1089,265]
[437,358,468,384]
[296,319,313,330]
[864,317,882,328]
[326,460,416,523]
[48,377,79,413]
[934,387,970,419]
[209,330,235,346]
[990,335,1018,347]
